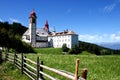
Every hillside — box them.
[79,41,120,55]
[0,21,35,53]
[30,49,120,80]
[0,22,27,36]
[1,52,120,80]
[35,41,120,55]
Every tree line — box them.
[78,41,120,55]
[0,21,35,53]
[62,41,120,55]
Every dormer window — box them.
[42,33,44,35]
[37,32,39,34]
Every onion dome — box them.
[30,10,37,18]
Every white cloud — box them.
[110,33,120,41]
[9,18,20,23]
[103,3,116,12]
[79,34,101,42]
[79,32,120,43]
[0,19,3,22]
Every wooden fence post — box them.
[21,53,24,74]
[40,61,44,80]
[37,56,40,80]
[75,59,79,80]
[21,53,27,74]
[14,53,16,64]
[81,68,87,79]
[0,50,2,63]
[24,56,26,67]
[5,53,9,61]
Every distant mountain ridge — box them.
[96,42,120,50]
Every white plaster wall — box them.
[36,42,48,48]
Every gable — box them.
[23,28,30,36]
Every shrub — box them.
[22,42,35,53]
[62,44,69,52]
[68,49,74,54]
[68,44,81,54]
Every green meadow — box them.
[0,48,120,80]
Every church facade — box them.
[22,10,78,48]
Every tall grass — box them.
[0,62,29,80]
[34,48,62,55]
[1,48,120,80]
[26,48,120,80]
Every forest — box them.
[78,41,120,55]
[0,21,35,53]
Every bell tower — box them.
[29,10,37,47]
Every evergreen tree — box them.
[0,21,35,53]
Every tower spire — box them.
[30,9,37,18]
[44,20,49,32]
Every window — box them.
[65,39,66,42]
[68,39,70,42]
[37,32,39,34]
[42,33,44,35]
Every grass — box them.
[29,48,120,80]
[34,48,62,55]
[1,48,120,80]
[0,62,29,80]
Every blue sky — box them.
[0,0,120,43]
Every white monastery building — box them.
[22,10,78,48]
